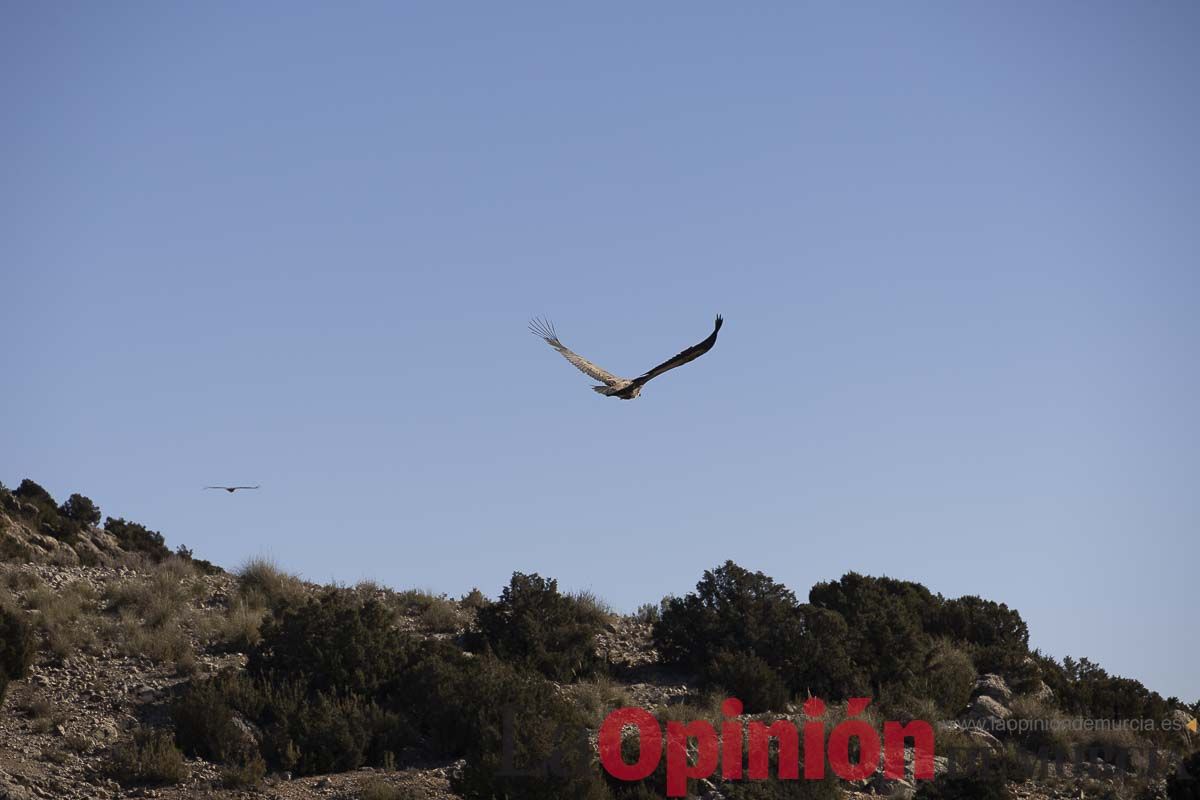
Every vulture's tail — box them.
[591,386,610,395]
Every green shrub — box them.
[13,479,55,509]
[419,596,465,633]
[809,572,931,698]
[249,589,413,696]
[104,516,170,561]
[108,729,188,786]
[632,602,661,625]
[266,689,377,774]
[460,587,487,610]
[175,544,223,575]
[172,672,251,763]
[654,562,862,699]
[59,493,101,527]
[176,590,618,797]
[0,603,36,701]
[918,639,977,716]
[706,650,790,713]
[1038,655,1176,739]
[932,595,1028,651]
[441,654,612,800]
[14,480,83,544]
[471,572,606,681]
[179,590,425,777]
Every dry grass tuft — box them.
[236,557,306,610]
[359,776,404,800]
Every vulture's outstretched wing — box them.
[529,318,623,386]
[631,315,723,388]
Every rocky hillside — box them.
[1,479,1196,800]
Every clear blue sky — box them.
[3,3,1197,702]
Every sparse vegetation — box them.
[22,578,99,658]
[2,480,1195,800]
[108,728,188,786]
[360,776,404,800]
[102,557,201,664]
[632,601,661,625]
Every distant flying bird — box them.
[204,486,260,493]
[529,315,723,400]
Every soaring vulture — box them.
[204,486,260,493]
[529,315,723,399]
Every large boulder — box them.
[1171,708,1197,745]
[1029,680,1055,704]
[964,694,1012,737]
[971,673,1013,704]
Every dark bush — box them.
[444,653,612,800]
[0,603,36,702]
[179,601,614,796]
[59,493,101,527]
[1037,655,1175,734]
[174,668,415,778]
[791,604,865,698]
[809,572,930,697]
[654,562,862,699]
[172,671,254,764]
[655,561,805,670]
[13,479,55,509]
[249,589,413,696]
[932,595,1028,651]
[471,572,606,681]
[931,595,1031,686]
[460,587,487,610]
[1168,751,1200,800]
[13,480,83,543]
[705,650,790,713]
[266,690,378,774]
[175,545,223,575]
[104,517,170,562]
